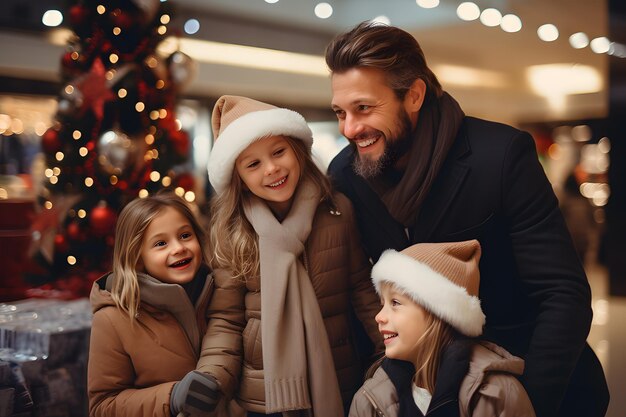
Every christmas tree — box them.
[29,0,196,297]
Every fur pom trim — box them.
[208,108,313,194]
[372,249,485,337]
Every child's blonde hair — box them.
[208,136,334,280]
[111,191,209,321]
[367,282,456,393]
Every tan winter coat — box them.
[88,271,236,417]
[349,341,536,417]
[198,192,383,413]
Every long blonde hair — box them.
[111,192,209,321]
[367,284,456,393]
[208,136,334,280]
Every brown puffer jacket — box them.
[198,192,383,413]
[88,271,240,417]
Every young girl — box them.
[350,240,536,417]
[199,95,382,416]
[87,192,225,417]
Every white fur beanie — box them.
[208,95,313,194]
[371,240,486,337]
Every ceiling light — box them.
[417,0,439,9]
[314,3,333,19]
[184,19,200,35]
[432,64,507,88]
[590,37,610,54]
[457,2,480,21]
[500,14,522,33]
[42,10,63,27]
[537,24,559,42]
[265,0,279,3]
[158,37,328,77]
[526,64,602,96]
[569,32,589,49]
[480,8,502,27]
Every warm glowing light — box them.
[97,5,106,14]
[79,147,88,157]
[480,8,502,27]
[85,177,94,187]
[118,88,127,98]
[432,64,507,88]
[150,111,159,120]
[158,25,167,35]
[45,169,54,178]
[417,0,439,9]
[65,85,74,94]
[67,256,77,265]
[145,134,155,145]
[78,209,86,218]
[184,191,195,202]
[159,109,167,118]
[136,102,145,112]
[73,130,81,139]
[162,176,172,187]
[590,37,610,54]
[0,188,7,200]
[457,2,480,21]
[175,187,185,197]
[537,24,559,42]
[314,3,333,19]
[526,64,602,95]
[53,167,61,175]
[45,201,53,209]
[150,171,161,182]
[146,56,158,68]
[49,176,58,184]
[548,143,561,160]
[138,189,149,198]
[500,14,522,33]
[42,10,63,27]
[598,137,611,153]
[158,38,330,77]
[160,15,171,24]
[113,27,121,36]
[109,53,119,64]
[55,152,64,161]
[569,32,589,49]
[110,175,118,185]
[156,80,165,89]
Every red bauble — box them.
[111,11,134,30]
[68,5,89,29]
[67,221,86,242]
[175,173,195,191]
[170,130,190,156]
[89,204,118,237]
[41,129,61,153]
[54,233,69,253]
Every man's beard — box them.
[352,109,413,179]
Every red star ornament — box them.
[75,58,115,119]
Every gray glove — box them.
[170,371,220,417]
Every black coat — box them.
[329,116,608,417]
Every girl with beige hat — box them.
[350,240,536,417]
[197,95,383,416]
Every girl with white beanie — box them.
[349,240,536,417]
[197,95,382,417]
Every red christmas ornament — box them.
[111,11,134,30]
[89,204,118,237]
[75,58,116,119]
[67,221,86,242]
[175,173,195,191]
[68,4,89,29]
[54,233,69,253]
[41,129,61,153]
[170,129,190,156]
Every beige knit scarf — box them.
[243,179,343,417]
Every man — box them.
[326,21,609,417]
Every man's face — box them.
[331,67,416,178]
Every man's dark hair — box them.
[325,21,442,105]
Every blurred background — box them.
[0,0,624,416]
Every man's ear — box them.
[405,78,427,112]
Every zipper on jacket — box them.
[361,389,386,417]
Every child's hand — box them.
[170,371,220,417]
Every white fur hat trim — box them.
[208,108,312,194]
[372,249,486,337]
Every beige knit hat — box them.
[371,240,485,337]
[207,95,313,194]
